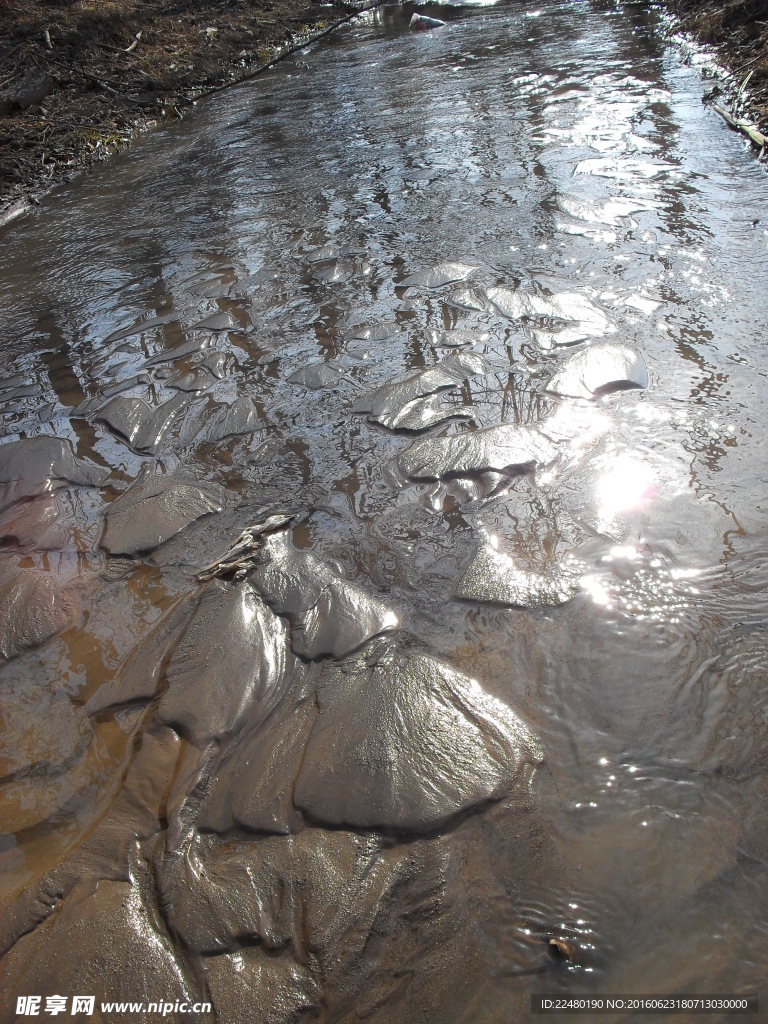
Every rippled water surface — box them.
[1,1,768,1020]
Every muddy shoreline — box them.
[1,0,768,1014]
[0,0,387,223]
[1,0,767,221]
[663,0,768,149]
[1,1,768,223]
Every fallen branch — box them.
[712,102,767,150]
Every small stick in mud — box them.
[197,513,295,581]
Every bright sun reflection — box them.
[596,454,657,521]
[579,573,612,607]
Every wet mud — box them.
[1,1,768,1021]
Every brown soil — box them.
[664,0,768,143]
[0,0,380,219]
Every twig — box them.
[194,0,390,102]
[45,54,148,104]
[0,42,25,68]
[43,28,53,51]
[738,53,763,72]
[98,42,137,54]
[124,32,142,54]
[737,68,753,102]
[197,513,294,581]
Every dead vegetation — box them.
[666,0,768,150]
[0,0,371,216]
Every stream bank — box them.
[0,0,382,221]
[662,0,768,150]
[2,0,767,221]
[2,1,768,222]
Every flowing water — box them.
[1,1,767,1020]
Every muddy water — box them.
[1,1,768,1020]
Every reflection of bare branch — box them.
[461,371,552,426]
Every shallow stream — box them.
[1,2,767,1020]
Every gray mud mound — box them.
[86,595,200,715]
[400,262,477,289]
[251,531,398,659]
[288,363,342,389]
[0,564,78,659]
[426,327,489,348]
[158,828,411,971]
[93,393,188,453]
[0,492,93,552]
[158,581,294,746]
[546,342,649,398]
[0,878,197,1020]
[197,682,315,834]
[453,539,578,607]
[0,435,106,510]
[486,285,611,347]
[101,469,225,556]
[395,423,559,485]
[353,351,485,432]
[93,392,261,454]
[293,650,542,831]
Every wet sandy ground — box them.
[1,1,768,1021]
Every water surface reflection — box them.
[1,0,767,1019]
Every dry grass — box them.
[668,0,768,137]
[0,0,353,213]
